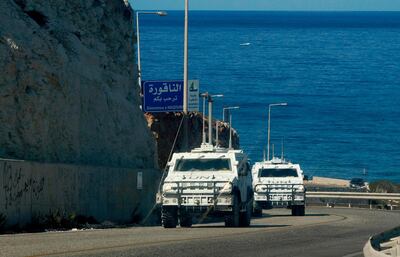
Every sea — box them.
[138,11,400,182]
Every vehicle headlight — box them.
[254,185,265,192]
[163,183,177,193]
[220,182,233,193]
[295,194,304,200]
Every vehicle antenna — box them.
[229,114,232,149]
[208,97,213,145]
[272,144,275,159]
[201,93,207,144]
[263,147,266,162]
[215,120,219,147]
[281,137,285,161]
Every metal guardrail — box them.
[307,192,400,201]
[364,227,400,257]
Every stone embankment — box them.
[0,0,159,229]
[145,112,240,169]
[0,0,156,169]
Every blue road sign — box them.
[142,80,183,112]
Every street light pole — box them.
[225,107,240,149]
[183,0,189,114]
[216,120,219,147]
[208,98,213,145]
[136,12,141,88]
[229,114,233,149]
[223,106,240,123]
[201,92,208,144]
[181,0,189,151]
[136,11,167,89]
[201,94,223,145]
[267,106,271,160]
[267,103,288,161]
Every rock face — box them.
[145,113,240,169]
[0,0,156,169]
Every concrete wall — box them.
[0,159,160,228]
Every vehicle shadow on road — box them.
[257,213,330,218]
[191,224,289,229]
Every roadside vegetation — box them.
[26,212,99,232]
[0,210,143,234]
[369,180,400,209]
[0,211,101,234]
[369,180,400,193]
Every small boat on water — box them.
[240,42,251,46]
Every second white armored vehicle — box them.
[161,144,253,228]
[252,157,306,216]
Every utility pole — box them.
[223,106,240,123]
[182,0,189,151]
[201,93,223,146]
[267,103,287,161]
[229,114,233,149]
[201,93,208,144]
[183,0,189,114]
[208,97,213,145]
[136,11,167,90]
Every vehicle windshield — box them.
[259,168,298,177]
[174,158,231,172]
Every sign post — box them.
[142,80,199,113]
[188,80,199,112]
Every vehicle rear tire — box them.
[298,205,305,216]
[225,194,240,227]
[162,206,177,228]
[291,205,298,216]
[240,199,252,227]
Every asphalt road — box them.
[1,207,399,257]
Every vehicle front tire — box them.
[162,206,178,228]
[225,194,240,227]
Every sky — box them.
[130,0,400,11]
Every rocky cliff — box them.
[145,113,240,169]
[0,0,156,169]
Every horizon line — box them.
[134,9,400,12]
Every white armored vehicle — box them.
[161,143,253,228]
[252,157,305,216]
